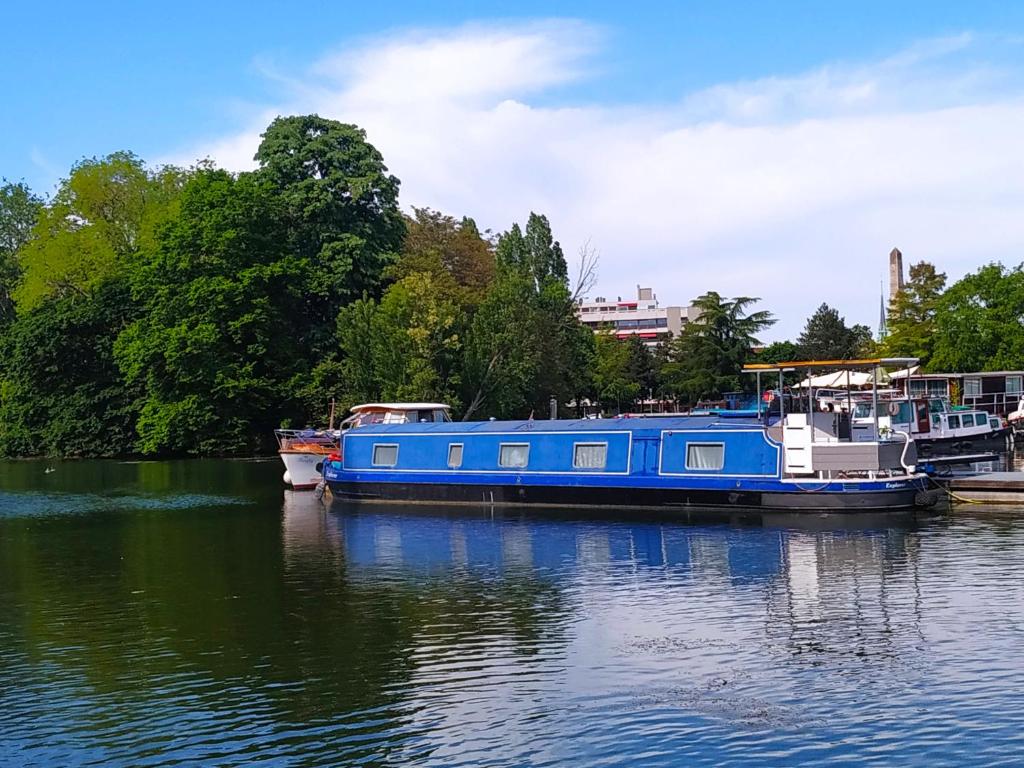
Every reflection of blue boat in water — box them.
[322,398,935,513]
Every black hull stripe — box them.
[326,481,924,512]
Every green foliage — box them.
[930,264,1024,372]
[625,334,657,395]
[114,169,308,455]
[336,272,465,409]
[395,207,495,301]
[461,213,592,419]
[593,333,640,411]
[661,292,774,403]
[797,303,873,360]
[0,179,43,326]
[254,115,405,354]
[755,340,800,364]
[15,152,184,312]
[882,261,947,367]
[0,280,139,457]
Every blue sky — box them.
[5,1,1024,338]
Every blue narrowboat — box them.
[321,404,936,512]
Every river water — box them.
[2,458,1024,766]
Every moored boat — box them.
[322,362,938,513]
[276,429,339,489]
[850,397,1009,458]
[277,403,452,490]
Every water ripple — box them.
[4,464,1024,765]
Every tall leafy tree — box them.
[931,264,1024,372]
[0,180,43,326]
[625,334,657,398]
[15,152,184,312]
[882,261,947,367]
[114,169,308,454]
[395,207,495,301]
[335,272,465,409]
[662,292,774,403]
[593,333,640,412]
[461,212,592,419]
[0,281,140,457]
[254,115,405,354]
[797,303,873,360]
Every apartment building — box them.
[576,286,698,345]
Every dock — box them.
[935,472,1024,504]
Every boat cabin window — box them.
[447,443,463,468]
[573,442,607,470]
[853,403,872,419]
[498,443,530,469]
[947,414,961,429]
[1008,376,1023,395]
[964,377,982,397]
[372,444,399,467]
[990,417,1001,430]
[685,443,725,471]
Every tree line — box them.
[0,115,1011,457]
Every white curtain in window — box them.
[373,444,398,466]
[574,443,607,469]
[499,444,529,468]
[447,444,463,468]
[1007,376,1022,395]
[686,443,724,470]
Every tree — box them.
[395,207,495,301]
[625,334,657,398]
[797,303,873,360]
[0,180,43,326]
[661,292,774,403]
[114,168,308,454]
[336,272,465,409]
[930,264,1024,372]
[593,333,640,412]
[460,212,593,419]
[882,261,947,368]
[14,152,184,312]
[254,115,405,354]
[461,268,541,420]
[755,340,800,365]
[0,280,140,457]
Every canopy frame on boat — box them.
[741,358,920,443]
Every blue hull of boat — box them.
[321,416,933,512]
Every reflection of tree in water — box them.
[0,490,573,756]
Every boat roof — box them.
[350,402,451,412]
[743,357,918,373]
[347,415,765,434]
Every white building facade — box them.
[576,286,698,345]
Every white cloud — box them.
[164,22,1024,339]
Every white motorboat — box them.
[276,403,452,489]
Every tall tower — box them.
[889,247,905,298]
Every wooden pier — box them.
[935,472,1024,503]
